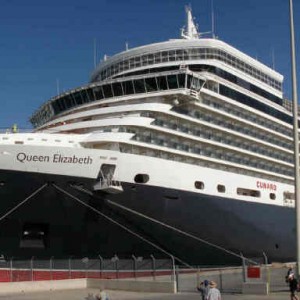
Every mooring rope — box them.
[53,183,192,268]
[0,183,48,223]
[70,184,258,265]
[106,199,258,265]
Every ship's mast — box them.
[181,6,199,40]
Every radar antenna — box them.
[181,5,200,39]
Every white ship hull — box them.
[0,142,295,264]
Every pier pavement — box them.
[0,288,291,300]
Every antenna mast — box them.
[181,6,200,39]
[211,0,216,38]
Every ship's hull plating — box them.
[0,169,295,265]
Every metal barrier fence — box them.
[176,263,292,293]
[0,256,173,282]
[0,254,293,294]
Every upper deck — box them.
[30,6,289,129]
[90,38,283,93]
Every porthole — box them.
[217,184,226,193]
[134,174,149,184]
[270,193,276,200]
[195,181,204,190]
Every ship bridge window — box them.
[195,181,204,190]
[186,75,192,89]
[103,84,113,98]
[167,75,178,89]
[157,76,168,90]
[237,188,260,198]
[86,88,95,102]
[112,82,123,97]
[93,86,104,100]
[66,94,76,107]
[217,184,226,193]
[20,223,48,249]
[134,174,149,184]
[123,80,134,94]
[178,74,186,88]
[145,77,157,92]
[57,98,66,112]
[133,79,146,93]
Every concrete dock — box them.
[0,288,291,300]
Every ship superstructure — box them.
[0,7,297,264]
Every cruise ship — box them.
[0,7,297,265]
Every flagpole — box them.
[289,0,300,277]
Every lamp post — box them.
[289,0,300,278]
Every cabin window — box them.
[195,181,204,190]
[134,174,149,184]
[237,188,260,198]
[270,193,276,200]
[217,184,226,193]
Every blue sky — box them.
[0,0,299,129]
